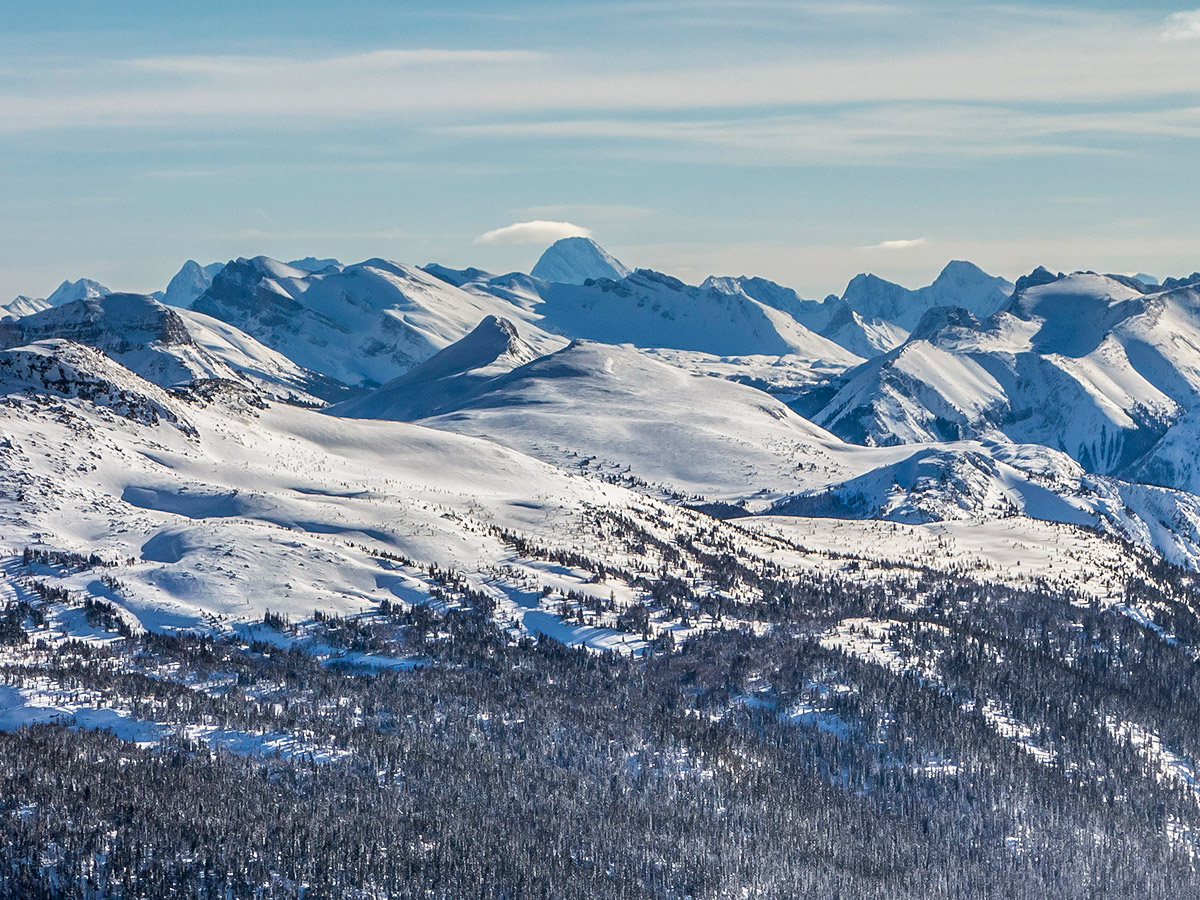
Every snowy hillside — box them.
[335,335,851,506]
[0,290,336,401]
[0,337,731,639]
[331,315,539,420]
[326,319,1200,566]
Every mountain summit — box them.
[840,261,1013,330]
[530,236,631,284]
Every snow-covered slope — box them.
[0,291,334,401]
[191,256,564,389]
[335,336,851,507]
[530,236,631,284]
[326,321,1200,565]
[4,279,112,320]
[819,302,909,358]
[172,306,345,402]
[683,274,883,356]
[0,337,820,643]
[163,260,226,308]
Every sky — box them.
[2,1,1199,301]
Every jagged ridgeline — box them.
[4,243,1200,897]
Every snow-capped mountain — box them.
[191,256,564,389]
[325,316,1200,566]
[287,256,341,272]
[162,260,226,308]
[700,263,1008,358]
[45,277,112,307]
[191,248,859,394]
[530,236,631,284]
[455,265,862,363]
[4,278,112,319]
[840,261,1013,331]
[0,292,242,388]
[0,291,333,400]
[0,296,51,320]
[807,270,1200,486]
[10,243,1200,580]
[818,301,909,358]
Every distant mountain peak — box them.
[163,260,226,308]
[287,257,341,273]
[1013,266,1062,294]
[841,262,1012,330]
[531,237,631,285]
[909,305,981,341]
[45,277,111,307]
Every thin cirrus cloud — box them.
[448,101,1200,165]
[474,221,592,245]
[123,48,544,76]
[2,12,1200,136]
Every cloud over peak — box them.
[863,238,929,250]
[474,220,592,245]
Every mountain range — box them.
[9,235,1200,891]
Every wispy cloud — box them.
[862,238,928,250]
[3,11,1200,137]
[474,221,592,245]
[125,48,543,76]
[1164,8,1200,40]
[448,103,1177,164]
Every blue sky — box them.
[2,1,1199,300]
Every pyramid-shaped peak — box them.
[456,315,535,365]
[934,260,993,283]
[163,260,225,308]
[384,315,537,388]
[531,236,631,285]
